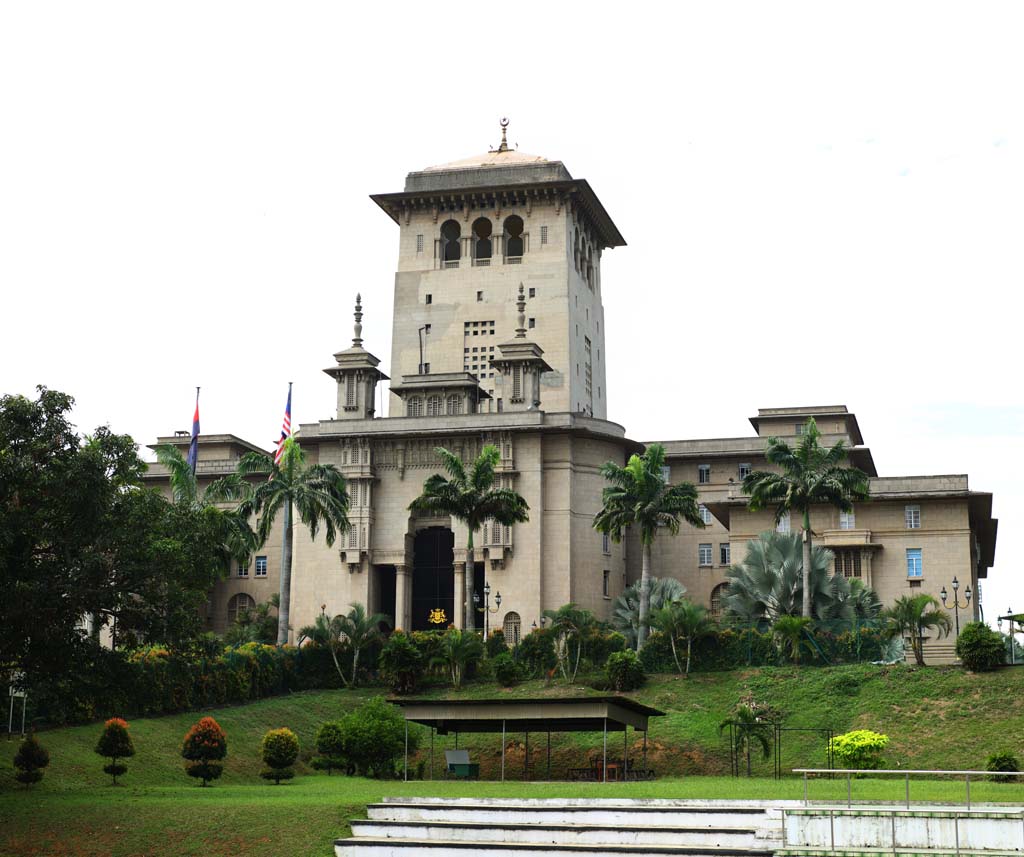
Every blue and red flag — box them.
[274,383,292,466]
[187,387,200,475]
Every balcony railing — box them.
[505,255,522,265]
[442,260,460,269]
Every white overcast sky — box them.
[2,2,1021,621]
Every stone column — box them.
[395,564,411,631]
[453,561,466,629]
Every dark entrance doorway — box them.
[412,527,454,631]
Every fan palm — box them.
[650,599,715,675]
[542,603,598,683]
[408,445,529,631]
[612,577,687,648]
[235,437,350,645]
[153,444,256,567]
[430,627,484,689]
[298,602,390,687]
[743,417,870,618]
[884,593,952,666]
[594,443,703,649]
[719,705,773,777]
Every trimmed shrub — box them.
[491,652,520,687]
[260,727,299,784]
[829,729,889,770]
[335,696,416,778]
[378,632,425,695]
[986,751,1021,783]
[95,718,135,785]
[606,649,645,691]
[956,622,1005,672]
[313,721,346,775]
[182,716,227,786]
[485,629,507,659]
[518,628,558,678]
[586,629,628,669]
[13,734,50,786]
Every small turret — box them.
[491,283,553,412]
[323,294,389,420]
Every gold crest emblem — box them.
[427,608,447,625]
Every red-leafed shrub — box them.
[181,716,227,786]
[95,718,135,785]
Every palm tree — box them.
[408,445,529,631]
[236,437,350,645]
[298,603,390,687]
[719,705,773,777]
[722,531,837,625]
[542,603,597,683]
[430,627,484,689]
[594,443,704,649]
[650,599,715,675]
[884,593,952,666]
[153,444,255,566]
[772,615,813,664]
[612,578,687,649]
[742,417,870,618]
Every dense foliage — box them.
[829,729,889,770]
[605,649,645,691]
[612,578,687,649]
[181,716,227,786]
[956,621,1005,672]
[95,717,135,784]
[378,631,426,694]
[491,651,520,687]
[312,721,346,775]
[13,733,50,785]
[333,696,417,778]
[260,727,299,784]
[986,751,1021,783]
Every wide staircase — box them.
[334,798,1024,857]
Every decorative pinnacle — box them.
[515,283,526,338]
[498,117,510,153]
[353,293,363,346]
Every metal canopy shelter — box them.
[391,696,666,783]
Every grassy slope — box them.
[3,664,1024,857]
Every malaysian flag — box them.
[273,383,292,466]
[186,388,200,475]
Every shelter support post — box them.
[547,730,551,780]
[603,717,608,783]
[643,729,648,772]
[404,720,408,782]
[501,719,506,782]
[525,732,529,781]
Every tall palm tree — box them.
[612,577,687,649]
[408,445,529,631]
[743,417,870,618]
[542,603,597,683]
[153,444,255,567]
[650,599,715,675]
[298,602,390,687]
[594,443,704,649]
[884,593,952,666]
[236,437,350,645]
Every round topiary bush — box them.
[261,727,300,784]
[829,729,889,770]
[182,716,227,786]
[313,721,346,775]
[491,652,520,687]
[956,621,1005,672]
[95,718,135,785]
[986,751,1021,783]
[606,649,645,691]
[13,733,50,786]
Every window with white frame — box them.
[699,543,713,566]
[416,234,424,253]
[905,505,921,529]
[407,397,423,417]
[237,560,249,578]
[906,548,923,578]
[839,510,856,530]
[698,464,711,484]
[660,465,671,483]
[699,504,712,525]
[776,511,791,534]
[255,556,268,577]
[795,422,806,435]
[426,395,443,416]
[738,463,751,480]
[720,543,731,565]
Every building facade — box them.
[144,131,998,659]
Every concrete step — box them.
[350,818,759,848]
[335,840,775,857]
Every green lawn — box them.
[3,664,1024,856]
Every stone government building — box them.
[145,128,998,659]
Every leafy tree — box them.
[611,577,687,649]
[236,437,350,645]
[182,716,227,786]
[260,727,299,784]
[594,443,703,648]
[377,631,426,694]
[742,417,870,618]
[650,599,715,675]
[491,651,521,687]
[719,705,773,777]
[429,627,484,689]
[772,615,813,664]
[298,602,390,687]
[96,718,135,785]
[335,696,417,778]
[408,445,529,630]
[605,649,645,690]
[13,733,50,786]
[956,621,1005,672]
[884,593,952,666]
[313,721,347,775]
[224,593,279,646]
[542,604,597,683]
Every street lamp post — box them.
[473,582,501,638]
[998,608,1017,665]
[940,576,972,636]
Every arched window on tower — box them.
[426,395,443,416]
[573,229,580,272]
[472,217,492,266]
[440,219,461,267]
[227,593,255,625]
[504,215,524,261]
[407,397,423,417]
[586,245,594,289]
[446,394,463,415]
[502,611,522,646]
[710,583,728,619]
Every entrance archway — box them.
[412,527,454,631]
